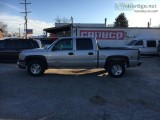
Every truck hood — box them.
[21,48,48,53]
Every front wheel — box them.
[107,62,125,78]
[27,60,45,77]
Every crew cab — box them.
[17,37,142,78]
[126,38,160,55]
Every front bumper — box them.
[17,60,26,69]
[138,61,142,66]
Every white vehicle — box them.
[157,41,160,55]
[126,38,160,55]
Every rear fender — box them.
[105,56,129,68]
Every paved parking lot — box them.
[0,56,160,120]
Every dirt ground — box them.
[0,56,160,120]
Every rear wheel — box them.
[27,60,45,77]
[107,62,125,78]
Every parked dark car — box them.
[157,41,160,56]
[38,38,58,48]
[0,38,41,62]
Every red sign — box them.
[80,30,125,40]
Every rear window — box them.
[147,40,156,47]
[76,38,93,50]
[32,41,39,48]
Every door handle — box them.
[88,52,93,55]
[68,52,74,55]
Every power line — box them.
[20,0,31,39]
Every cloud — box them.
[0,13,53,35]
[0,2,22,12]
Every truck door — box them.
[48,38,75,68]
[144,40,157,54]
[133,40,145,54]
[74,38,97,68]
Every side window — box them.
[32,41,39,48]
[0,40,6,49]
[147,40,156,47]
[18,40,37,49]
[17,40,24,49]
[76,38,93,50]
[24,41,33,48]
[53,39,73,50]
[158,40,160,47]
[7,40,17,49]
[135,40,143,46]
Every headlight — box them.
[19,53,25,60]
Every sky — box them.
[0,0,160,35]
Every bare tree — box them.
[55,16,61,23]
[0,21,8,36]
[55,16,71,23]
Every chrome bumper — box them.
[17,60,26,69]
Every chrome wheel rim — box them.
[111,65,122,76]
[30,63,41,74]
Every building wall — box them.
[73,27,160,47]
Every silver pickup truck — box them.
[17,37,142,78]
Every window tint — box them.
[24,41,33,48]
[128,40,137,45]
[32,41,39,48]
[76,38,93,50]
[147,40,156,47]
[0,40,6,49]
[7,40,17,49]
[16,40,23,49]
[53,39,73,50]
[158,40,160,46]
[135,40,143,46]
[17,40,39,49]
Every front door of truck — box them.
[48,38,75,68]
[74,38,97,68]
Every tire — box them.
[27,60,45,77]
[107,62,125,78]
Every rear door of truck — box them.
[74,38,97,68]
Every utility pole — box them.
[20,0,31,39]
[18,28,20,37]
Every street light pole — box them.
[19,28,20,37]
[20,0,31,39]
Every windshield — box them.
[45,40,58,49]
[127,40,137,46]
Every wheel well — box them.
[105,56,129,68]
[25,55,48,69]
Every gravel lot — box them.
[0,56,160,120]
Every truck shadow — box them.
[44,69,108,77]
